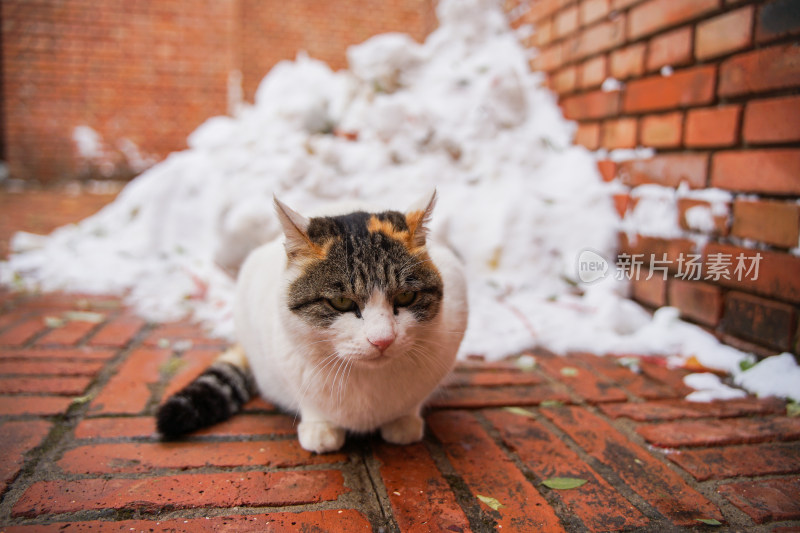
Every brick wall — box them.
[1,0,435,183]
[509,0,800,358]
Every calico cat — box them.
[157,192,468,453]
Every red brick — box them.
[624,65,716,113]
[668,279,723,326]
[718,478,800,524]
[567,16,626,61]
[0,396,74,416]
[74,413,296,439]
[162,348,221,398]
[639,112,682,148]
[3,511,372,533]
[684,105,741,147]
[722,291,796,351]
[87,313,146,347]
[743,95,800,144]
[529,0,562,23]
[579,55,607,89]
[612,0,642,9]
[0,317,48,346]
[0,420,51,493]
[536,353,628,403]
[34,318,98,346]
[601,117,637,149]
[630,275,667,307]
[552,65,578,94]
[756,0,800,43]
[705,243,800,304]
[618,235,696,273]
[580,0,611,26]
[486,409,649,531]
[732,199,800,249]
[58,440,342,474]
[637,416,800,448]
[677,198,730,236]
[669,442,800,481]
[712,149,800,195]
[563,90,621,120]
[575,121,601,149]
[12,470,347,517]
[543,406,723,526]
[619,153,708,188]
[609,43,645,79]
[646,27,693,72]
[429,383,571,409]
[533,18,555,47]
[574,354,680,400]
[628,0,719,40]
[555,5,579,38]
[695,6,754,60]
[0,359,104,376]
[600,397,786,421]
[613,193,631,217]
[428,410,565,531]
[0,347,115,360]
[0,376,91,395]
[531,43,564,72]
[637,359,694,395]
[376,442,471,532]
[89,347,171,414]
[719,43,800,96]
[446,368,543,387]
[597,159,617,182]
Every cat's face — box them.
[277,195,443,366]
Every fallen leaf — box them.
[560,367,578,377]
[787,401,800,418]
[695,518,722,526]
[503,406,535,418]
[540,400,564,408]
[63,311,105,323]
[476,494,504,511]
[541,477,587,490]
[44,316,65,328]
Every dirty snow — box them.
[2,0,796,402]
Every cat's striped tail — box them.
[156,345,256,438]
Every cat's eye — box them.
[328,297,356,313]
[394,291,416,307]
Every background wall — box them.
[0,0,436,183]
[507,0,800,358]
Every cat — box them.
[156,191,468,453]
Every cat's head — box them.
[276,192,443,366]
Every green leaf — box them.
[738,359,756,372]
[787,401,800,418]
[476,494,504,511]
[695,518,722,526]
[540,400,564,408]
[503,406,535,418]
[560,367,579,377]
[541,477,588,490]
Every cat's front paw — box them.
[380,414,424,445]
[298,420,346,453]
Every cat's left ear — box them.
[405,189,437,250]
[274,197,322,262]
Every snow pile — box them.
[3,0,798,401]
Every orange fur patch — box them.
[367,215,411,243]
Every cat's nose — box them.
[368,335,395,352]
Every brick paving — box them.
[0,292,798,532]
[1,191,799,531]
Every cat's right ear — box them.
[274,197,322,262]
